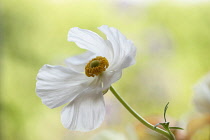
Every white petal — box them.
[194,81,210,113]
[61,90,105,131]
[68,27,109,56]
[65,51,96,72]
[102,70,122,90]
[98,25,136,70]
[36,64,91,109]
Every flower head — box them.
[193,73,210,114]
[36,25,136,131]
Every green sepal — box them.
[161,122,170,130]
[154,122,170,129]
[103,88,109,95]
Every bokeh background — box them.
[1,0,210,140]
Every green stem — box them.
[110,86,175,140]
[165,127,176,140]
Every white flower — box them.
[36,25,136,131]
[193,73,210,114]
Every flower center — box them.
[85,56,109,77]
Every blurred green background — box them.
[1,0,210,140]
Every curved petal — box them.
[102,70,122,90]
[36,64,92,109]
[61,90,105,131]
[68,27,110,57]
[65,51,96,72]
[98,25,136,71]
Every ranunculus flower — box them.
[36,25,136,131]
[193,73,210,114]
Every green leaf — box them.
[169,127,184,130]
[164,102,169,122]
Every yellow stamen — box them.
[85,56,109,77]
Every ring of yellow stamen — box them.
[85,56,109,77]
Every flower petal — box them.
[65,51,96,72]
[98,25,136,70]
[36,64,91,109]
[194,78,210,114]
[102,70,122,90]
[61,90,105,131]
[68,27,109,57]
